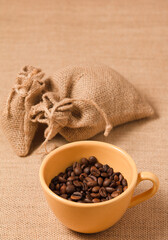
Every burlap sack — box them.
[1,65,49,156]
[30,64,154,148]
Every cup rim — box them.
[39,141,138,208]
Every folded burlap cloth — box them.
[1,64,154,156]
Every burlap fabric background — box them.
[0,0,167,239]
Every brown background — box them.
[0,0,168,239]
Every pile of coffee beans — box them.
[49,156,128,203]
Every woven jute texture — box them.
[1,65,49,156]
[0,0,168,239]
[30,64,153,148]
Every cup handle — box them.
[129,172,159,208]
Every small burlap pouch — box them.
[30,64,154,149]
[1,65,49,156]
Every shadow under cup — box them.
[39,141,140,233]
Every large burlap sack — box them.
[1,65,49,156]
[30,64,154,147]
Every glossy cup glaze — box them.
[39,141,159,233]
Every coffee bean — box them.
[114,175,119,181]
[65,166,73,173]
[58,176,66,183]
[99,187,107,197]
[103,164,110,172]
[84,167,90,174]
[74,167,82,176]
[111,191,120,198]
[116,185,123,193]
[119,174,123,182]
[103,179,111,187]
[105,187,115,193]
[92,186,100,193]
[101,172,108,178]
[60,184,66,194]
[79,173,87,181]
[49,156,128,203]
[80,158,88,165]
[90,193,100,198]
[60,194,68,199]
[90,166,100,177]
[51,176,58,183]
[71,192,83,201]
[84,198,92,203]
[49,183,55,190]
[67,176,75,181]
[92,198,100,203]
[122,179,127,187]
[116,181,121,186]
[86,179,97,187]
[123,186,128,191]
[66,184,75,194]
[98,177,103,186]
[107,167,113,176]
[73,180,82,187]
[95,162,103,168]
[88,156,97,165]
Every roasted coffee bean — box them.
[105,187,115,193]
[53,190,60,195]
[79,173,87,181]
[122,179,127,187]
[90,192,100,198]
[84,167,90,174]
[84,198,92,203]
[92,186,100,193]
[116,181,121,186]
[116,185,123,193]
[95,162,103,168]
[71,172,75,177]
[82,182,88,191]
[111,191,120,198]
[80,158,89,165]
[110,180,116,188]
[103,164,110,171]
[74,167,82,176]
[67,176,75,181]
[65,166,73,173]
[114,175,119,181]
[49,156,128,203]
[58,176,66,183]
[51,176,58,183]
[66,184,75,194]
[88,156,97,165]
[86,179,97,187]
[98,177,103,186]
[49,183,55,190]
[90,166,100,177]
[103,179,111,187]
[71,192,83,201]
[119,174,123,182]
[60,194,68,199]
[101,172,108,178]
[107,168,113,176]
[73,180,82,187]
[60,184,66,194]
[99,187,107,197]
[123,186,128,191]
[56,183,60,190]
[92,198,100,203]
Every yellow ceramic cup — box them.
[39,141,159,233]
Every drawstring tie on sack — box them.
[30,92,113,152]
[6,68,45,116]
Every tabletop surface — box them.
[0,0,168,239]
